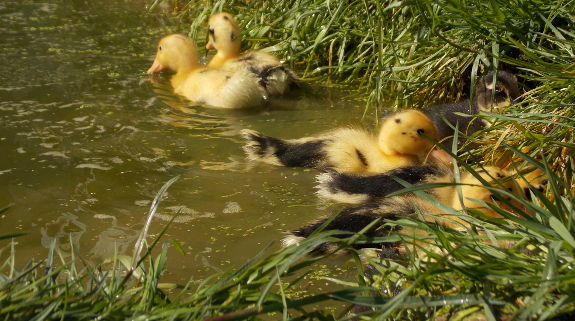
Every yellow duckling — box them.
[147,34,265,109]
[284,166,523,255]
[206,12,297,96]
[241,109,446,174]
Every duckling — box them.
[206,12,298,96]
[241,109,443,174]
[316,163,547,205]
[147,34,265,109]
[316,163,452,204]
[421,70,520,151]
[284,166,521,255]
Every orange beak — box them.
[147,58,165,74]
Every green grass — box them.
[2,160,575,319]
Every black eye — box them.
[209,28,215,36]
[417,129,425,135]
[495,85,503,94]
[159,45,162,51]
[541,180,548,186]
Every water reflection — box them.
[0,0,374,285]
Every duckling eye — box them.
[541,180,548,186]
[417,129,425,135]
[158,45,162,51]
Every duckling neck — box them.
[209,51,241,68]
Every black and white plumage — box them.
[315,164,452,204]
[284,166,522,255]
[420,70,520,151]
[240,109,443,174]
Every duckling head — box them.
[377,110,439,157]
[206,12,242,57]
[452,167,521,217]
[475,70,520,111]
[147,34,200,74]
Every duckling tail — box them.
[258,65,299,96]
[240,129,329,168]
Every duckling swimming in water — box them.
[284,166,522,255]
[147,34,265,109]
[316,163,547,205]
[421,70,520,151]
[206,12,298,96]
[316,163,452,204]
[241,109,443,174]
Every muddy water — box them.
[0,0,383,289]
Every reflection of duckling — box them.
[206,12,297,96]
[421,70,520,151]
[147,34,265,109]
[241,110,441,174]
[284,167,521,255]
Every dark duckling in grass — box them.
[421,70,520,152]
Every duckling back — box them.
[173,68,264,108]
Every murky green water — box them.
[0,0,381,289]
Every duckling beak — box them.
[206,41,215,50]
[147,58,165,74]
[427,148,454,165]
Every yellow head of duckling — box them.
[206,12,242,59]
[377,110,439,157]
[453,167,521,217]
[147,34,200,74]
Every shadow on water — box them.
[0,0,379,287]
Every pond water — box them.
[0,0,383,292]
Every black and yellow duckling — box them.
[316,163,547,205]
[315,163,452,204]
[206,12,298,96]
[241,109,446,174]
[421,70,520,151]
[283,166,522,255]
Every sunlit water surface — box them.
[0,0,384,298]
